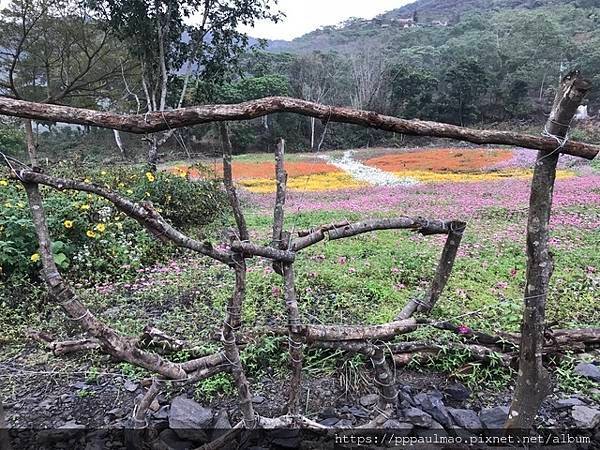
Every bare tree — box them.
[0,0,128,165]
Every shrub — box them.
[0,166,228,282]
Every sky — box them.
[239,0,415,41]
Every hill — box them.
[266,0,598,53]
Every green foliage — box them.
[0,124,24,155]
[0,166,228,281]
[553,353,600,401]
[195,373,235,401]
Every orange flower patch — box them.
[365,148,513,172]
[172,161,339,180]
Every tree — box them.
[0,0,127,164]
[439,57,490,125]
[289,51,346,150]
[88,0,282,169]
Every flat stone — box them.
[383,420,413,436]
[552,398,586,410]
[168,396,213,442]
[575,363,600,382]
[359,394,379,407]
[252,395,266,404]
[572,406,600,429]
[348,405,370,418]
[444,383,471,402]
[480,406,509,429]
[318,417,339,427]
[403,407,433,428]
[124,380,139,392]
[448,408,482,430]
[70,381,89,390]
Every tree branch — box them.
[0,96,597,159]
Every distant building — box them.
[431,20,448,27]
[393,17,416,28]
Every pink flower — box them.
[395,283,406,290]
[510,268,518,278]
[391,267,400,274]
[348,268,356,274]
[457,324,471,335]
[271,286,282,297]
[586,266,597,274]
[263,267,274,275]
[338,256,347,265]
[495,281,509,290]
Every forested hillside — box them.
[210,0,600,152]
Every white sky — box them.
[240,0,415,41]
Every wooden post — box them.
[506,71,590,430]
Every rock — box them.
[348,405,369,418]
[252,395,266,404]
[152,406,170,421]
[572,406,600,429]
[448,408,482,430]
[336,419,354,428]
[211,410,232,440]
[480,406,509,429]
[552,398,585,410]
[106,408,126,418]
[318,418,339,427]
[414,393,452,428]
[71,381,89,390]
[159,428,194,450]
[382,420,413,436]
[124,380,139,392]
[403,407,433,428]
[444,383,471,402]
[168,396,213,442]
[319,407,337,419]
[360,393,379,407]
[575,363,600,382]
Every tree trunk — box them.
[24,119,37,167]
[113,130,127,159]
[310,117,315,150]
[147,135,158,172]
[506,71,591,430]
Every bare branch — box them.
[220,123,249,241]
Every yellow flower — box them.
[116,223,123,230]
[64,220,74,229]
[0,180,8,186]
[118,182,125,188]
[17,202,25,208]
[84,178,91,183]
[86,230,97,238]
[126,189,133,195]
[3,202,12,208]
[145,172,156,182]
[95,223,106,233]
[30,253,41,262]
[101,171,107,176]
[80,204,90,210]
